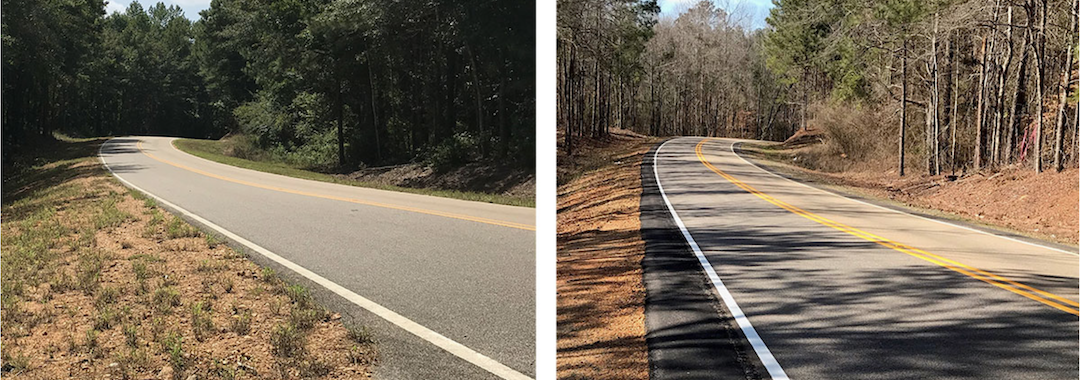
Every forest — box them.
[2,0,535,171]
[557,0,1079,175]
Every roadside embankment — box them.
[741,132,1078,245]
[556,129,657,380]
[1,137,375,378]
[175,136,534,207]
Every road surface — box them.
[645,137,1078,379]
[100,136,535,380]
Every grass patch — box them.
[175,138,533,207]
[270,323,305,358]
[165,216,200,239]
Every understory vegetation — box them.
[0,137,376,378]
[558,0,1078,176]
[174,137,535,207]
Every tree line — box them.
[3,0,534,170]
[558,0,1078,175]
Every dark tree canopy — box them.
[2,0,535,171]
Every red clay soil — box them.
[557,129,658,380]
[742,142,1079,245]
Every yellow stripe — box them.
[135,141,535,231]
[693,138,1079,316]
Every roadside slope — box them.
[741,135,1079,245]
[1,137,374,378]
[556,130,655,380]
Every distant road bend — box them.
[100,137,535,380]
[645,137,1078,379]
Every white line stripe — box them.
[653,139,789,380]
[726,140,1079,257]
[99,138,532,380]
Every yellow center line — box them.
[693,138,1079,316]
[133,140,535,231]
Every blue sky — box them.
[658,0,774,29]
[105,0,212,18]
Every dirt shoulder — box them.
[740,140,1079,246]
[1,137,376,378]
[557,129,659,380]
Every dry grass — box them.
[557,129,658,380]
[0,138,376,379]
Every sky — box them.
[657,0,775,30]
[102,0,775,29]
[105,0,212,18]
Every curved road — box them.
[649,137,1078,379]
[100,137,535,380]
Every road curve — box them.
[649,137,1078,379]
[100,136,535,379]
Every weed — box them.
[197,259,227,273]
[260,267,277,284]
[221,276,235,294]
[205,234,221,248]
[191,301,215,341]
[230,310,252,335]
[149,317,165,343]
[346,324,376,345]
[166,216,199,239]
[269,298,285,315]
[95,286,120,308]
[116,347,150,373]
[213,359,240,380]
[153,286,181,314]
[285,284,312,308]
[94,197,131,229]
[85,329,100,355]
[0,349,30,373]
[162,330,186,373]
[132,260,149,280]
[76,250,106,295]
[270,323,305,358]
[123,324,139,347]
[289,307,322,330]
[94,306,119,330]
[298,357,333,377]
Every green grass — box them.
[174,138,534,207]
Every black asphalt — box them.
[640,141,763,380]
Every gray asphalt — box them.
[650,137,1078,379]
[100,137,535,379]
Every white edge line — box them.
[99,138,532,380]
[653,139,789,380]
[727,140,1079,257]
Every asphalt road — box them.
[100,136,535,380]
[648,137,1078,379]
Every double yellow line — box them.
[134,141,534,231]
[694,138,1079,315]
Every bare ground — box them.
[741,134,1079,245]
[557,129,658,380]
[1,138,376,379]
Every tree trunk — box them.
[900,43,908,177]
[932,13,941,175]
[950,32,960,175]
[994,7,1014,166]
[1033,0,1046,173]
[336,80,345,168]
[1053,0,1077,171]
